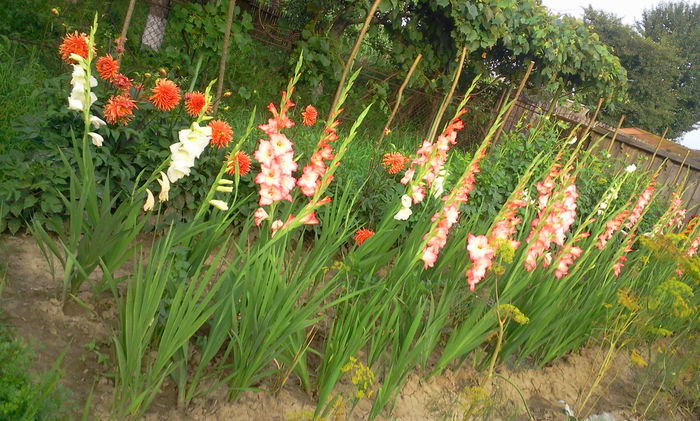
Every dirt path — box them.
[1,235,646,420]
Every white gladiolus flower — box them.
[394,194,413,220]
[88,132,103,147]
[567,136,578,145]
[143,189,155,212]
[432,169,447,198]
[157,171,170,202]
[625,164,637,173]
[167,122,212,183]
[90,115,106,129]
[68,64,97,112]
[209,200,229,211]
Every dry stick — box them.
[426,47,468,144]
[492,60,535,144]
[672,150,691,185]
[580,97,604,142]
[327,0,382,120]
[646,127,669,171]
[117,0,137,64]
[607,114,626,153]
[376,53,423,149]
[213,0,237,114]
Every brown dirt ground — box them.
[0,235,666,420]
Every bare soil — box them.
[0,235,659,420]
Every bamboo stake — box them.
[580,97,604,142]
[117,0,137,64]
[672,150,691,185]
[327,0,382,120]
[213,0,237,114]
[376,53,422,151]
[647,127,669,170]
[426,47,468,143]
[607,114,626,153]
[493,60,535,144]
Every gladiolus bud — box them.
[143,189,155,212]
[209,200,229,211]
[216,186,233,193]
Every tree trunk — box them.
[141,0,170,52]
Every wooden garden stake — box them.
[328,0,382,119]
[213,0,237,114]
[673,150,691,185]
[493,60,535,144]
[607,114,625,153]
[426,47,468,143]
[117,0,137,63]
[647,127,669,170]
[580,97,604,142]
[375,53,422,151]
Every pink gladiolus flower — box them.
[625,178,656,230]
[297,118,340,196]
[553,246,583,279]
[466,234,495,290]
[597,209,630,249]
[687,235,700,257]
[666,192,687,231]
[613,233,636,277]
[253,207,269,226]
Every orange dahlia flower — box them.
[184,91,207,117]
[226,151,251,176]
[382,152,409,174]
[209,120,233,148]
[110,73,132,91]
[59,32,93,64]
[301,105,318,126]
[104,94,137,125]
[96,55,119,80]
[354,228,375,246]
[149,78,180,111]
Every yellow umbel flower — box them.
[498,304,530,325]
[341,356,375,400]
[630,349,648,367]
[616,288,641,312]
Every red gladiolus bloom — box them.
[382,152,409,174]
[59,32,92,64]
[301,105,318,126]
[209,120,233,148]
[184,91,207,117]
[226,151,251,176]
[149,78,180,111]
[354,228,375,246]
[104,94,137,125]
[96,55,119,80]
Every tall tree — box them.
[640,2,700,137]
[584,7,683,136]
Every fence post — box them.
[647,127,669,171]
[606,114,625,153]
[213,0,237,114]
[117,0,137,63]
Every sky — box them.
[540,0,700,150]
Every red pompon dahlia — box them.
[354,228,375,246]
[96,55,119,80]
[382,152,409,174]
[226,151,251,176]
[184,91,207,117]
[209,120,233,148]
[103,94,137,125]
[59,32,93,64]
[301,105,318,126]
[110,73,132,91]
[149,78,180,111]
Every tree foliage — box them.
[280,0,627,102]
[584,7,683,137]
[640,2,700,137]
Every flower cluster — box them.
[301,104,317,126]
[466,234,495,290]
[59,32,93,64]
[625,178,657,229]
[613,233,635,277]
[354,228,375,246]
[149,78,181,111]
[208,120,233,148]
[226,151,251,176]
[297,111,339,197]
[104,94,137,125]
[184,91,207,117]
[420,145,489,269]
[524,173,578,272]
[399,109,466,211]
[666,192,687,231]
[687,235,700,257]
[254,94,297,206]
[597,209,630,249]
[382,152,409,174]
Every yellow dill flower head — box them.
[617,288,642,312]
[494,239,516,264]
[342,356,375,400]
[630,349,648,367]
[498,304,530,324]
[649,327,674,337]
